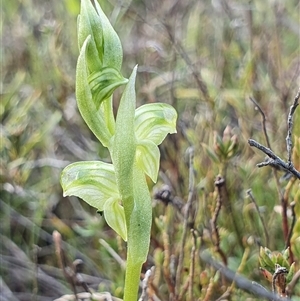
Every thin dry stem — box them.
[283,176,297,264]
[211,175,227,265]
[286,87,300,165]
[175,147,195,299]
[177,230,197,301]
[285,201,296,260]
[162,222,175,296]
[249,97,271,148]
[188,230,197,301]
[246,189,269,246]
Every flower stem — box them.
[124,258,143,301]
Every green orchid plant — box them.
[60,0,177,300]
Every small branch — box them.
[246,190,269,246]
[248,139,300,179]
[175,147,195,298]
[188,230,197,301]
[286,88,300,165]
[248,88,300,179]
[162,220,175,296]
[200,251,291,301]
[249,97,271,148]
[283,176,296,264]
[178,230,197,301]
[211,175,227,265]
[285,201,296,253]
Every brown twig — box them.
[211,175,227,265]
[248,139,300,179]
[248,88,300,179]
[285,201,296,259]
[175,147,195,299]
[162,219,175,296]
[177,229,197,301]
[286,87,300,165]
[249,97,271,148]
[246,189,269,247]
[188,230,197,301]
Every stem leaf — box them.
[61,161,119,211]
[135,103,177,145]
[136,140,160,183]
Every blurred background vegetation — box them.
[1,0,300,300]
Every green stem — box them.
[124,258,143,301]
